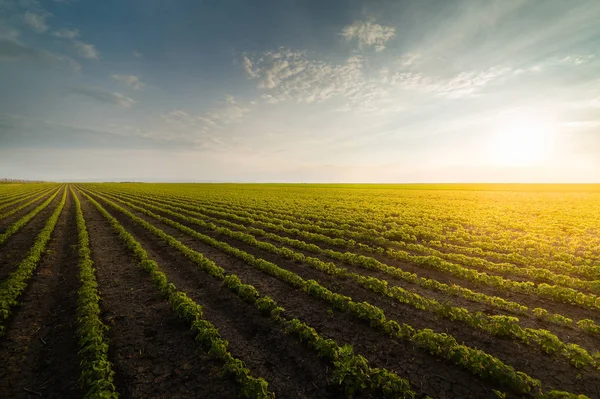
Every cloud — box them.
[0,113,204,150]
[132,50,143,58]
[341,19,396,51]
[242,49,387,110]
[52,27,79,39]
[0,27,20,40]
[69,86,135,107]
[162,96,250,136]
[111,74,144,90]
[205,96,249,125]
[398,52,421,67]
[23,11,50,33]
[241,55,257,78]
[560,54,595,66]
[381,64,512,99]
[0,34,81,70]
[73,40,99,59]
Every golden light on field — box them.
[487,111,556,167]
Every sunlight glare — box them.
[487,110,556,167]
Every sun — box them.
[487,111,556,167]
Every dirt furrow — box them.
[0,192,62,283]
[0,192,52,230]
[254,235,600,351]
[137,202,600,397]
[239,222,600,322]
[79,192,241,399]
[93,192,521,399]
[0,188,81,398]
[84,192,360,399]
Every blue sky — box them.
[1,0,599,182]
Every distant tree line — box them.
[0,178,45,184]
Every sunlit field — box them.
[1,183,599,398]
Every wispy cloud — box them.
[0,33,81,71]
[70,86,135,107]
[341,19,396,52]
[162,96,250,134]
[243,49,387,111]
[52,27,79,39]
[111,74,144,90]
[23,11,51,33]
[204,96,250,126]
[73,40,99,59]
[383,65,512,99]
[132,50,143,58]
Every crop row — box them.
[0,187,66,337]
[113,185,599,270]
[101,188,600,337]
[177,195,599,291]
[0,186,53,213]
[82,187,587,398]
[78,188,418,399]
[101,190,600,370]
[0,184,49,202]
[0,187,58,221]
[180,197,599,310]
[102,188,599,301]
[0,187,62,246]
[71,188,119,399]
[78,189,275,398]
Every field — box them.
[0,183,599,399]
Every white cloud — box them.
[243,49,387,111]
[398,52,421,67]
[383,66,511,99]
[560,54,595,66]
[241,55,257,78]
[111,74,144,90]
[23,11,50,33]
[341,19,396,51]
[205,96,249,125]
[52,28,79,39]
[162,96,250,136]
[73,40,99,59]
[133,50,143,58]
[70,86,135,107]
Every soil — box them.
[107,194,599,398]
[80,191,241,398]
[0,189,81,398]
[88,191,532,399]
[1,185,598,399]
[0,192,62,282]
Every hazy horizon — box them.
[2,0,600,182]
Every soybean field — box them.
[0,183,599,399]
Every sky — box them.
[1,0,599,183]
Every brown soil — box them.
[0,189,81,398]
[79,191,241,399]
[0,192,62,282]
[115,193,600,321]
[0,190,55,231]
[1,186,597,399]
[90,191,531,399]
[83,191,368,399]
[119,197,600,398]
